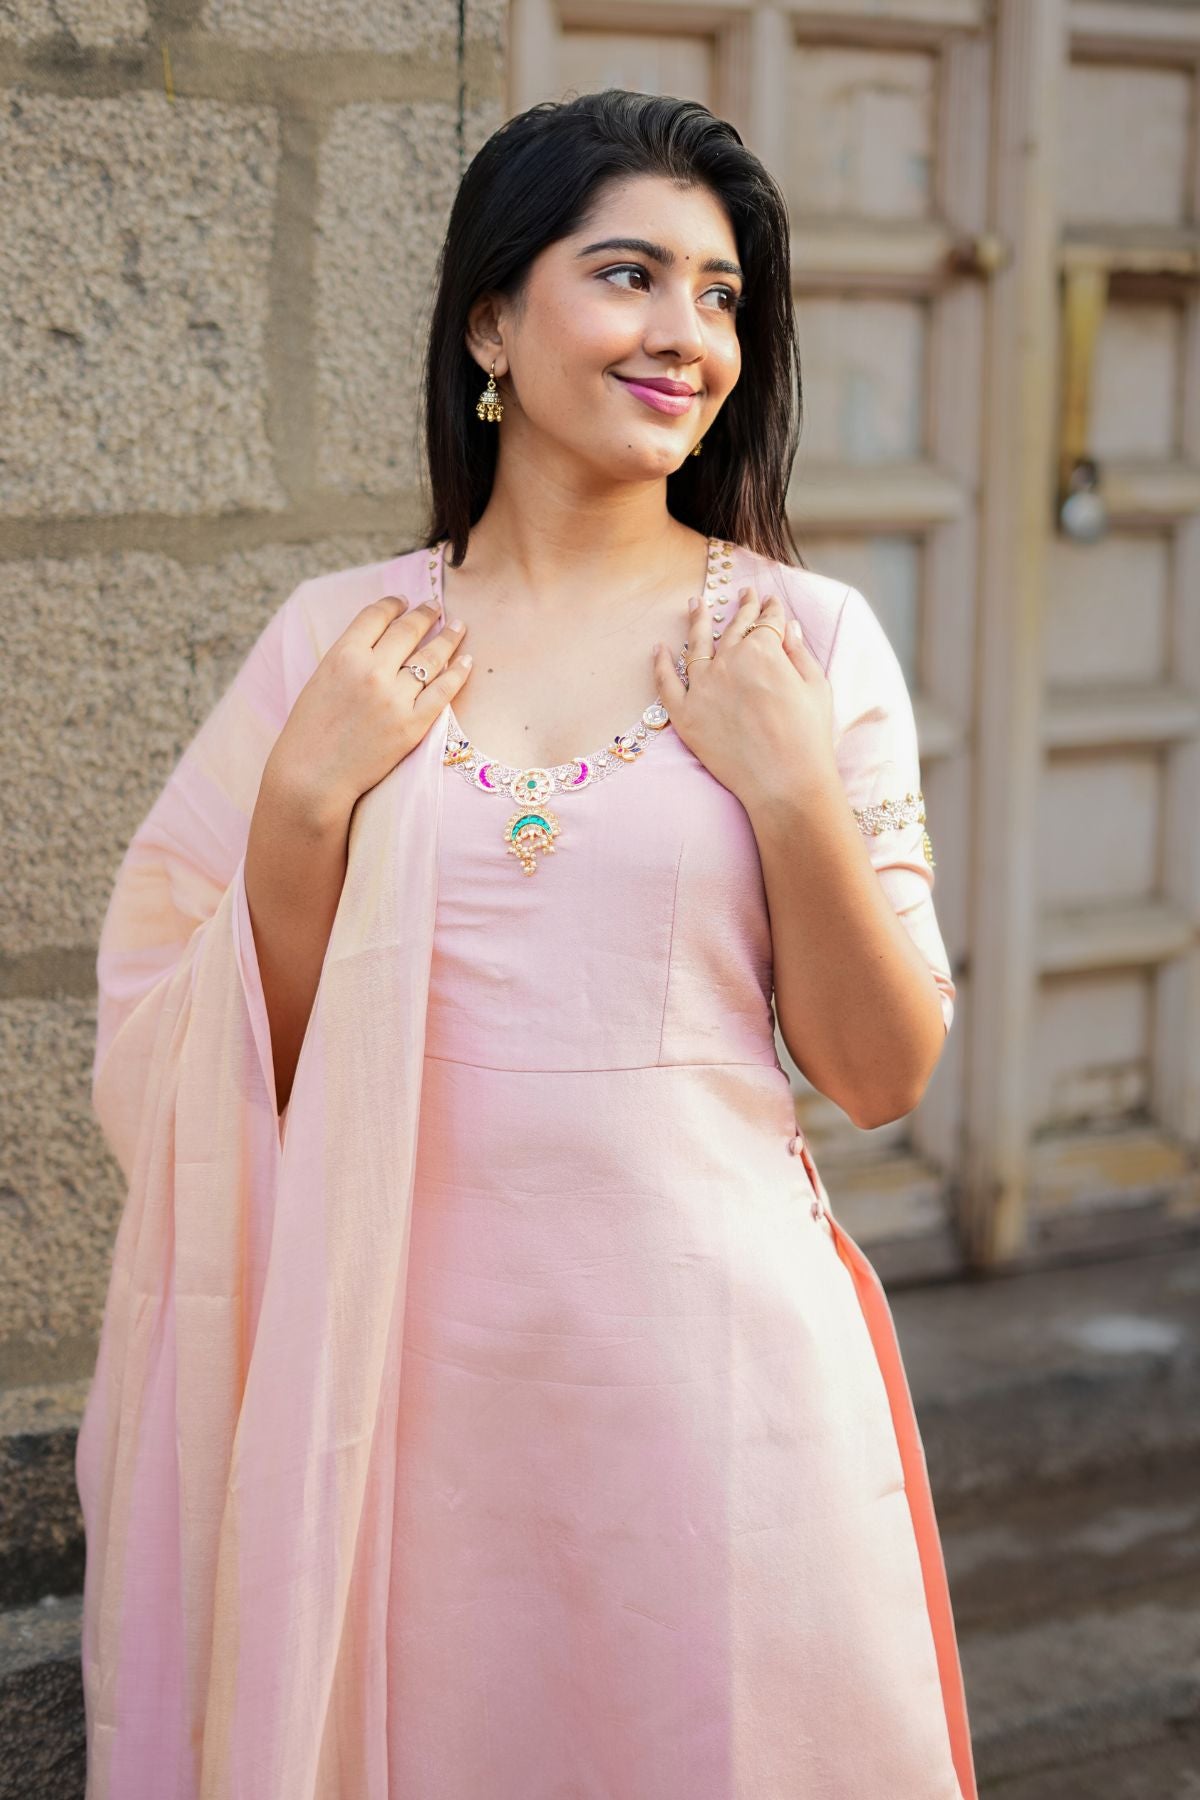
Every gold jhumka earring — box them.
[476,359,504,423]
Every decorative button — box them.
[788,1133,804,1155]
[810,1198,824,1220]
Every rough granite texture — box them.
[0,0,151,46]
[0,93,285,518]
[204,0,503,57]
[315,99,505,494]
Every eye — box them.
[600,264,745,313]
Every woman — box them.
[77,89,976,1800]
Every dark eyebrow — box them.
[574,236,744,283]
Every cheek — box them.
[553,292,627,359]
[713,334,741,386]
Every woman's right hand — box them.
[264,593,471,828]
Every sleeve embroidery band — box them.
[851,791,936,869]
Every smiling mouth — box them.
[612,374,701,397]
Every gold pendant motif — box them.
[505,806,561,874]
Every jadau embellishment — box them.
[505,808,561,875]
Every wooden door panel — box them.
[1045,535,1170,685]
[1037,751,1162,907]
[1060,61,1192,227]
[787,43,938,220]
[1027,15,1200,1255]
[1093,303,1184,458]
[794,296,928,461]
[557,31,715,104]
[1033,972,1152,1131]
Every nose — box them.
[642,289,705,361]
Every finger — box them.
[684,590,713,662]
[413,644,473,720]
[397,612,466,686]
[780,609,823,677]
[344,593,412,651]
[651,638,687,712]
[721,583,765,649]
[752,591,793,655]
[376,599,444,672]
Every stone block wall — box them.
[0,1,505,1380]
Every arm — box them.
[747,584,954,1131]
[244,765,352,1114]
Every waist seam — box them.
[421,1051,784,1076]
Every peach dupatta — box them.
[77,564,451,1797]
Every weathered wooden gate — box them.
[508,0,1200,1277]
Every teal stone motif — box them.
[504,806,561,876]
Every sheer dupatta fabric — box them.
[76,555,450,1799]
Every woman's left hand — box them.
[651,582,839,812]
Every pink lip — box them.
[613,376,697,416]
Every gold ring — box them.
[746,622,785,645]
[684,654,715,677]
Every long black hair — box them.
[407,88,805,570]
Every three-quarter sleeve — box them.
[825,583,956,1036]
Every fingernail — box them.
[688,596,698,613]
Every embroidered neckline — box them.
[431,533,736,796]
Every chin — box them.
[610,446,687,478]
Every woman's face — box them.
[467,173,744,482]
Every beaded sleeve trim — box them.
[851,792,936,868]
[852,792,925,834]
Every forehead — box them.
[559,177,743,277]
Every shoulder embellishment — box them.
[852,792,936,868]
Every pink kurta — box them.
[77,535,977,1799]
